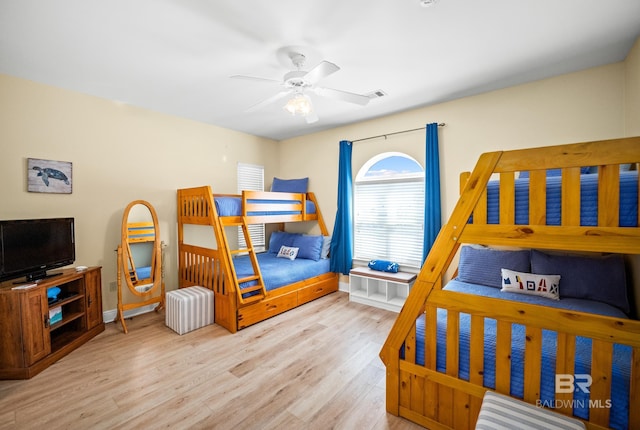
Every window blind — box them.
[354,178,424,267]
[237,163,265,251]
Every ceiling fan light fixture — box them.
[284,93,313,116]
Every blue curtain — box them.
[423,123,441,262]
[330,140,354,275]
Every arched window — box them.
[354,152,424,267]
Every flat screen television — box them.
[0,218,75,283]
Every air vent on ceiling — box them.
[419,0,438,7]
[366,89,387,99]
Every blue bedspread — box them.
[485,170,638,226]
[414,280,631,429]
[214,196,317,217]
[232,252,330,296]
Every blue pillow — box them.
[292,234,324,261]
[588,164,632,174]
[530,250,630,314]
[519,167,590,179]
[457,246,530,288]
[268,231,300,254]
[519,170,562,179]
[546,169,562,177]
[368,260,399,273]
[271,177,309,193]
[619,163,632,172]
[214,197,241,216]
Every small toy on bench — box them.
[368,259,399,273]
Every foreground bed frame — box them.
[177,186,338,333]
[380,137,640,429]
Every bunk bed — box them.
[380,136,640,430]
[177,186,338,333]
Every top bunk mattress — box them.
[214,196,317,217]
[484,170,638,226]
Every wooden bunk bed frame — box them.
[380,136,640,430]
[177,186,338,333]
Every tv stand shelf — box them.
[51,309,84,330]
[0,266,104,379]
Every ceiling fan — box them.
[231,50,371,124]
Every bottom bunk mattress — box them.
[412,280,631,430]
[232,252,331,298]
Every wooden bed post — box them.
[308,192,330,236]
[386,354,400,415]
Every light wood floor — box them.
[0,291,424,430]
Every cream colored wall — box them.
[625,36,640,137]
[0,74,279,312]
[280,62,626,234]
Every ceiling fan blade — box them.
[305,111,319,124]
[230,75,281,85]
[313,87,371,106]
[246,90,291,112]
[303,61,340,85]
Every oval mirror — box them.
[116,200,165,333]
[121,200,161,296]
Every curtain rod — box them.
[351,123,446,143]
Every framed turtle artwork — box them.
[27,158,73,194]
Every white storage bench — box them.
[165,286,214,335]
[349,267,416,312]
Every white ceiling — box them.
[1,0,639,141]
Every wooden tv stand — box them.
[0,266,104,379]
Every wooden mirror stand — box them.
[116,200,165,333]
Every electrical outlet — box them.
[109,281,117,292]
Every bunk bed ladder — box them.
[125,221,156,284]
[222,217,267,306]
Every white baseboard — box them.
[339,280,349,293]
[103,304,160,323]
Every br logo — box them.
[555,374,592,393]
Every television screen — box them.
[0,218,75,282]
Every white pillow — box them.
[501,268,560,300]
[277,245,299,260]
